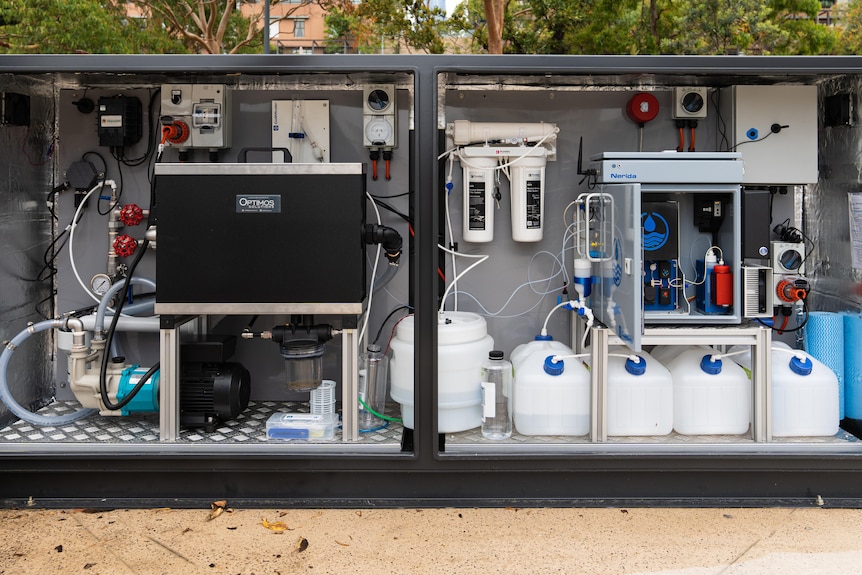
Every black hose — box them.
[98,238,155,411]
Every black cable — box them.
[373,305,412,345]
[370,192,410,199]
[371,197,411,223]
[98,238,153,411]
[730,129,778,151]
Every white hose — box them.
[0,320,97,425]
[69,180,116,305]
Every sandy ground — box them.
[2,506,862,575]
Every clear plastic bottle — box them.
[358,344,389,430]
[480,350,513,440]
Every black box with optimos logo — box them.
[153,163,366,314]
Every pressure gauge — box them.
[364,118,394,145]
[90,273,113,295]
[367,89,391,112]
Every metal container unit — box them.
[0,55,861,507]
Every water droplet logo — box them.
[612,238,623,286]
[641,211,669,252]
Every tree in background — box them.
[0,0,185,53]
[131,0,320,54]
[838,0,862,53]
[323,0,451,54]
[453,0,837,55]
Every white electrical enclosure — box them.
[720,85,818,184]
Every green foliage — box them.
[324,0,452,54]
[452,0,838,54]
[838,0,862,54]
[0,0,186,53]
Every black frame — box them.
[2,55,862,507]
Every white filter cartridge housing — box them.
[510,154,546,242]
[448,120,558,146]
[461,155,497,243]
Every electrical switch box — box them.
[160,84,231,149]
[97,95,142,147]
[719,85,817,184]
[363,84,396,148]
[672,87,708,119]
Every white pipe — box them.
[447,120,558,146]
[79,314,161,333]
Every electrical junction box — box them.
[363,84,396,148]
[672,87,708,119]
[719,85,817,184]
[160,84,231,149]
[271,100,330,163]
[97,95,142,147]
[772,241,805,275]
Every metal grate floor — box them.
[2,402,857,448]
[0,400,404,445]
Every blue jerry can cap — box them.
[789,355,813,376]
[625,356,647,376]
[700,354,723,375]
[543,355,564,376]
[534,334,553,341]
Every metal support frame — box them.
[341,327,359,442]
[159,315,200,441]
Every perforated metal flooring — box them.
[0,400,404,445]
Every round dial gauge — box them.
[367,89,391,112]
[90,273,113,295]
[365,118,393,144]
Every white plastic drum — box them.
[389,311,494,433]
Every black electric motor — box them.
[179,362,251,431]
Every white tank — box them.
[389,311,494,433]
[512,346,590,436]
[668,349,750,435]
[510,335,571,371]
[606,351,673,436]
[732,344,839,437]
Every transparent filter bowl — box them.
[280,340,326,391]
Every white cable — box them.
[581,323,591,351]
[438,246,489,313]
[542,300,572,336]
[444,154,458,310]
[549,353,590,363]
[358,192,382,351]
[69,180,114,305]
[709,349,749,362]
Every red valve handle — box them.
[119,203,144,226]
[113,234,138,258]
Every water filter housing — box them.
[461,155,497,243]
